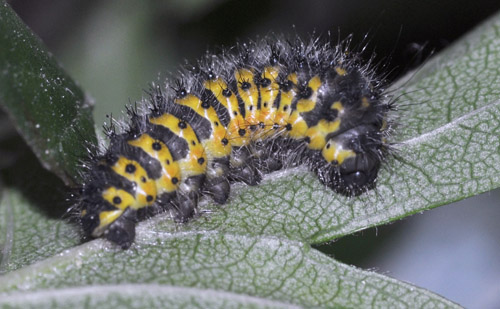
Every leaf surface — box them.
[0,1,96,185]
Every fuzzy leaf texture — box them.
[1,1,500,308]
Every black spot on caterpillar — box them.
[77,35,393,249]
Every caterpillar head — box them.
[318,124,384,196]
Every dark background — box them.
[10,0,500,125]
[7,0,500,306]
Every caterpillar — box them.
[78,35,392,249]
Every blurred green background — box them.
[6,0,500,307]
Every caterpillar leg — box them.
[254,140,283,173]
[229,147,262,185]
[230,164,261,185]
[173,174,205,222]
[204,157,231,204]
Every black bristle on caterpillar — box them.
[77,35,392,249]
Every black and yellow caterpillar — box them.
[78,36,391,249]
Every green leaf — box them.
[0,190,80,273]
[0,190,457,308]
[2,2,500,308]
[0,1,96,185]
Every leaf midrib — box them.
[402,98,500,145]
[0,284,302,308]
